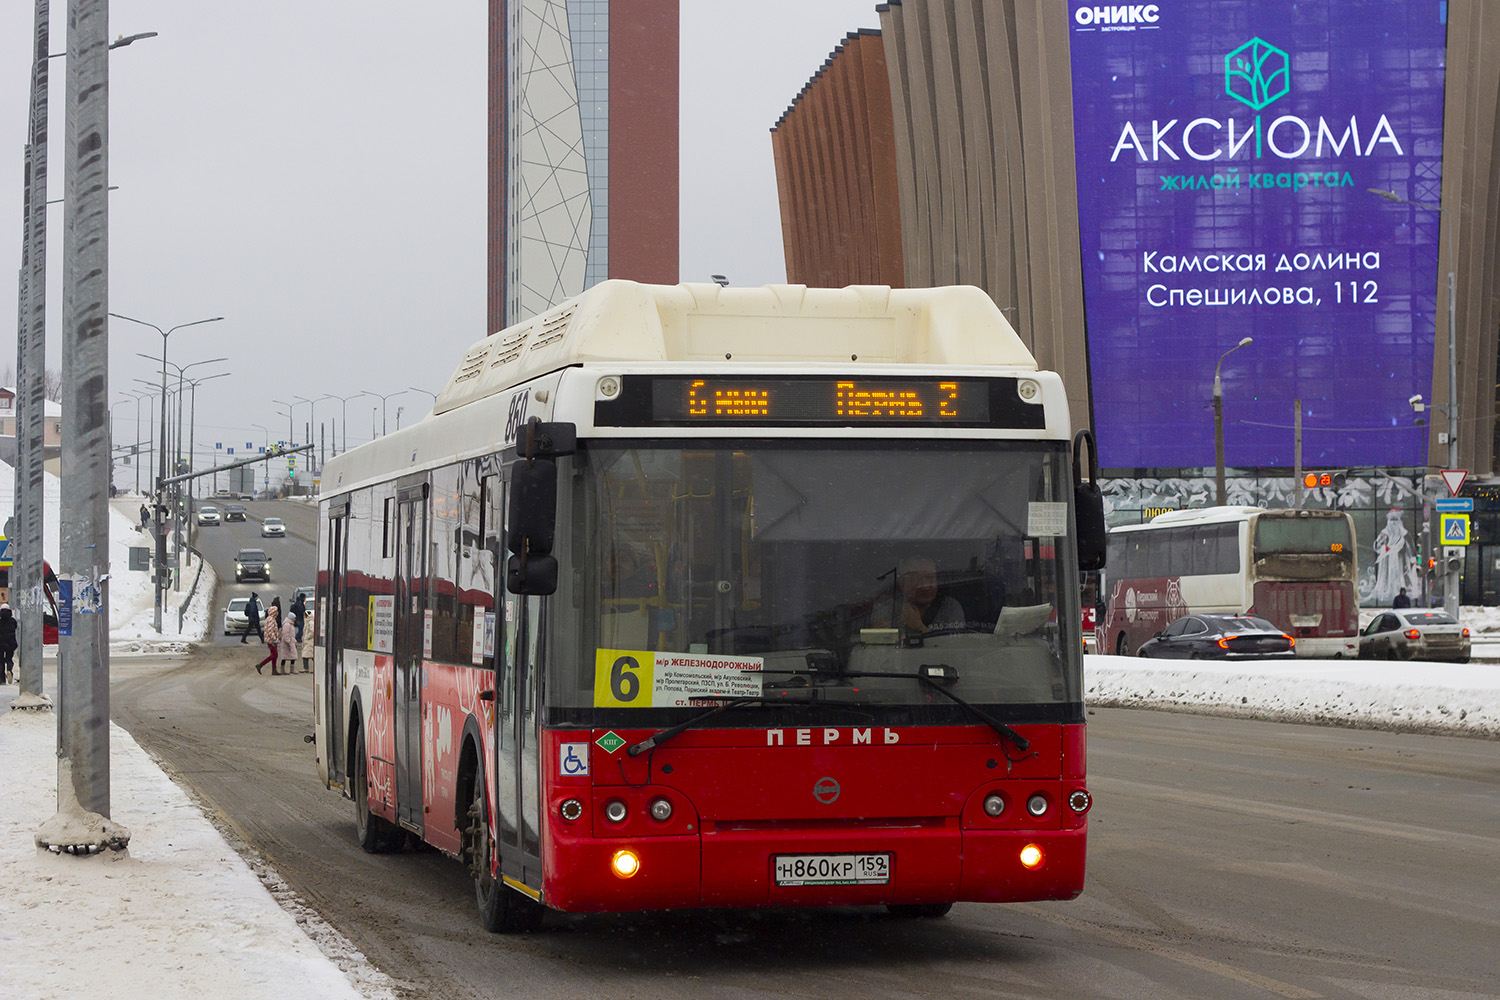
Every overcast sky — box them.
[0,1,882,478]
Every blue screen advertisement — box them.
[1067,1,1448,469]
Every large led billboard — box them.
[1067,1,1448,469]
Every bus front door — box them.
[326,508,347,786]
[394,489,428,834]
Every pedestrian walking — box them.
[289,591,307,643]
[139,503,151,532]
[278,607,299,671]
[256,599,281,674]
[242,592,263,644]
[299,607,315,672]
[0,604,17,683]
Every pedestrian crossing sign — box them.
[1440,513,1471,546]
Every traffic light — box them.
[1302,470,1347,489]
[1445,548,1464,572]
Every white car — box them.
[196,505,222,526]
[223,597,250,635]
[261,517,286,538]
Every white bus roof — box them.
[433,280,1035,416]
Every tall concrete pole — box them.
[11,0,51,710]
[38,0,130,852]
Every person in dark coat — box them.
[1392,587,1412,609]
[0,604,17,683]
[289,591,307,643]
[242,592,264,644]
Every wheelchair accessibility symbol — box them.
[559,743,590,776]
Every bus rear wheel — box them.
[467,762,544,934]
[1115,635,1129,657]
[352,726,397,853]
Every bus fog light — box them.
[1026,793,1049,817]
[1068,790,1091,814]
[1019,843,1044,869]
[604,799,628,824]
[559,798,583,822]
[649,797,673,822]
[611,849,640,878]
[982,793,1006,817]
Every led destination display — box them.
[593,375,1046,428]
[1067,1,1448,468]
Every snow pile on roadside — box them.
[1085,654,1500,736]
[0,709,393,1000]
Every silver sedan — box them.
[1359,609,1470,663]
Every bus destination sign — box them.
[595,375,1045,429]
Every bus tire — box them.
[887,902,954,918]
[352,726,396,854]
[1115,634,1129,657]
[468,761,544,934]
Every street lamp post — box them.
[1214,337,1254,505]
[250,423,271,494]
[110,313,223,631]
[324,392,363,455]
[359,389,405,437]
[124,388,154,493]
[1371,188,1460,615]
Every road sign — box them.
[1435,498,1473,512]
[1440,513,1471,545]
[1440,469,1468,496]
[0,536,9,569]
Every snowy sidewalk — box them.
[0,690,392,1000]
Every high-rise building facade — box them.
[488,0,679,333]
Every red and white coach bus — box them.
[313,280,1105,931]
[1102,506,1359,658]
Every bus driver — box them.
[894,556,965,634]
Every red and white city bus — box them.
[314,280,1103,931]
[1101,506,1359,658]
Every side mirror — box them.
[507,552,558,596]
[507,459,557,557]
[1073,429,1107,571]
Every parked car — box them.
[1137,613,1296,660]
[196,505,222,526]
[261,517,287,538]
[291,585,314,608]
[223,597,250,635]
[235,548,271,582]
[1359,609,1471,662]
[224,503,247,522]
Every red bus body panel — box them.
[538,723,1087,912]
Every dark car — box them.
[235,547,271,582]
[1359,609,1470,663]
[225,503,247,522]
[1137,613,1296,659]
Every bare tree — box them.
[44,367,62,402]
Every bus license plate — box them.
[773,853,890,886]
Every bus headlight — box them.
[603,799,628,824]
[611,849,640,878]
[1019,844,1045,869]
[1067,790,1092,814]
[648,797,673,822]
[1026,793,1049,817]
[982,793,1006,817]
[559,798,583,822]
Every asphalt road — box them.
[188,499,318,644]
[110,520,1500,999]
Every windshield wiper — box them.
[820,669,1031,753]
[912,672,1030,752]
[625,694,816,756]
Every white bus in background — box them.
[1102,506,1359,658]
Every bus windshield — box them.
[551,440,1082,714]
[1253,513,1354,556]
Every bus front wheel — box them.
[352,726,396,853]
[1115,634,1129,657]
[467,762,544,933]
